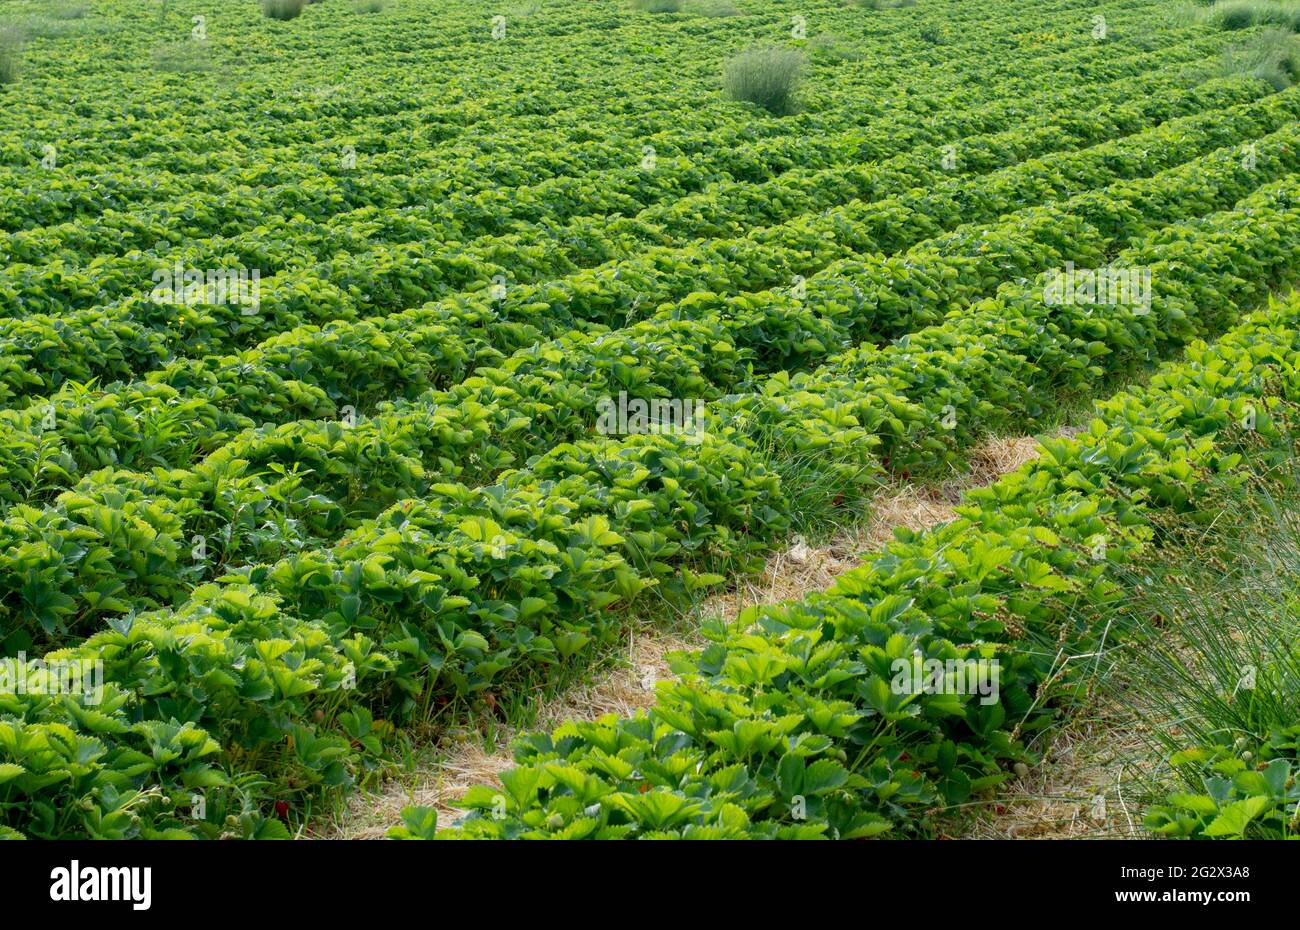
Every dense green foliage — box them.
[0,0,1297,839]
[437,296,1300,838]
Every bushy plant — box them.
[1117,447,1300,838]
[686,0,741,14]
[632,0,683,11]
[0,29,23,85]
[722,45,804,115]
[262,0,307,20]
[1204,0,1300,31]
[1217,28,1300,90]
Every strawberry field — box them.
[1,0,1300,846]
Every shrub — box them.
[1214,1,1262,27]
[1205,0,1300,31]
[854,0,918,9]
[262,0,307,19]
[632,0,683,11]
[0,29,21,85]
[686,0,741,14]
[722,45,804,115]
[352,0,384,10]
[1117,446,1300,839]
[1217,27,1300,90]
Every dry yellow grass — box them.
[314,434,1050,839]
[955,691,1155,839]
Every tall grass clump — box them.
[1110,444,1300,837]
[1217,27,1300,89]
[262,0,307,19]
[686,0,741,15]
[48,3,88,18]
[0,29,22,85]
[722,45,804,115]
[631,0,682,11]
[1204,0,1300,31]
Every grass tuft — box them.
[0,28,22,85]
[1203,0,1300,31]
[685,0,741,14]
[722,45,804,115]
[262,0,307,20]
[1105,432,1300,837]
[1217,27,1300,90]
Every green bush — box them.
[1214,1,1263,27]
[686,0,741,14]
[632,0,683,11]
[262,0,307,19]
[854,0,918,9]
[0,29,22,85]
[352,0,384,10]
[1205,0,1300,30]
[1218,28,1300,90]
[1119,449,1300,839]
[722,45,804,115]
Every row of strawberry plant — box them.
[0,118,1292,661]
[1,34,1218,324]
[3,101,1290,562]
[0,1,1170,252]
[0,143,1292,652]
[2,172,1297,838]
[22,71,1278,420]
[2,37,1217,326]
[0,72,1273,421]
[0,0,1174,233]
[432,294,1300,839]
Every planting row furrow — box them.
[1,171,1297,838]
[1,129,1295,651]
[435,293,1300,839]
[1,95,1291,500]
[0,33,1220,324]
[0,0,1181,243]
[0,74,1273,420]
